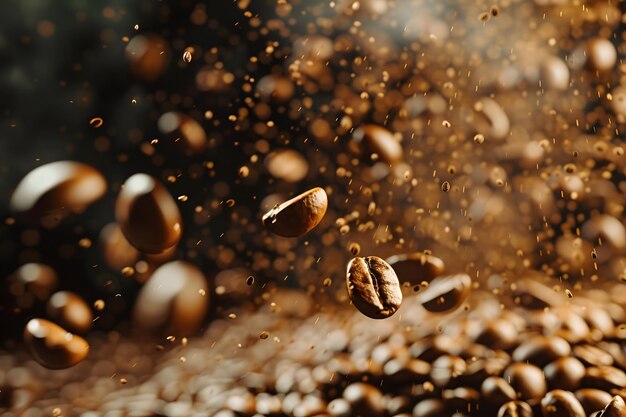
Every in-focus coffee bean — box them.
[575,389,614,416]
[46,291,93,333]
[116,173,183,254]
[346,256,402,319]
[134,261,209,335]
[540,390,585,417]
[262,187,328,238]
[416,274,471,313]
[10,161,107,225]
[23,318,89,369]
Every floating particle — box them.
[93,299,105,311]
[89,117,103,128]
[441,181,451,192]
[323,277,332,287]
[260,331,270,339]
[246,276,254,286]
[182,50,192,63]
[473,134,485,144]
[121,266,135,277]
[348,242,361,255]
[565,289,573,298]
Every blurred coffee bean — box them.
[472,97,510,140]
[99,222,141,271]
[133,261,209,336]
[512,279,564,309]
[503,363,547,401]
[575,389,613,416]
[383,359,430,385]
[23,318,89,369]
[416,274,471,313]
[431,355,467,387]
[8,263,58,308]
[582,367,626,391]
[346,256,402,319]
[596,395,626,417]
[573,345,614,367]
[342,383,384,417]
[115,173,182,254]
[475,319,519,350]
[481,376,517,406]
[497,401,534,417]
[385,252,445,285]
[540,56,570,91]
[125,34,170,81]
[442,387,479,412]
[539,390,584,417]
[10,161,107,226]
[256,75,295,102]
[350,125,403,165]
[544,357,585,391]
[157,112,207,153]
[412,399,447,417]
[46,291,93,333]
[586,38,617,71]
[264,149,309,183]
[512,336,571,367]
[262,187,328,238]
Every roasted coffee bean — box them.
[497,401,534,417]
[475,319,519,350]
[342,383,384,417]
[385,252,445,285]
[540,390,585,417]
[512,279,564,310]
[99,222,141,271]
[573,345,614,367]
[350,125,403,165]
[416,274,471,313]
[582,366,626,391]
[133,261,209,335]
[264,148,309,183]
[385,396,412,415]
[504,363,547,401]
[346,256,402,319]
[8,263,58,307]
[575,389,614,416]
[328,398,352,417]
[544,357,586,391]
[413,399,447,417]
[126,34,169,81]
[23,318,89,369]
[482,376,517,406]
[115,173,182,254]
[46,291,93,333]
[383,359,430,385]
[596,395,626,417]
[512,336,571,367]
[262,187,328,238]
[431,355,467,387]
[10,161,107,225]
[442,387,480,412]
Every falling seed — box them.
[246,276,254,286]
[260,331,270,339]
[441,181,451,192]
[121,266,135,277]
[565,289,573,298]
[323,277,332,287]
[93,299,105,311]
[120,378,128,384]
[89,117,103,128]
[473,134,485,144]
[183,50,192,63]
[491,5,499,16]
[479,12,490,21]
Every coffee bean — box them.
[497,401,534,417]
[431,355,467,387]
[126,34,170,82]
[99,222,141,271]
[481,376,517,406]
[582,367,626,391]
[573,345,614,367]
[115,173,182,254]
[504,363,547,401]
[475,319,519,350]
[544,357,585,391]
[262,187,328,238]
[512,336,571,367]
[345,256,402,319]
[596,395,626,417]
[416,274,471,313]
[586,38,617,71]
[385,252,445,285]
[46,291,93,333]
[413,399,447,417]
[9,263,58,307]
[350,125,403,165]
[442,387,480,412]
[575,389,614,416]
[540,390,585,417]
[264,148,309,183]
[383,359,430,385]
[512,279,564,310]
[342,383,384,417]
[23,318,89,369]
[134,261,209,335]
[10,161,107,225]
